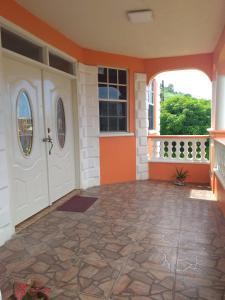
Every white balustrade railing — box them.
[214,139,225,186]
[149,135,210,163]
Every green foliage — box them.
[175,168,188,181]
[160,95,211,135]
[160,83,185,102]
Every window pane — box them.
[49,53,73,74]
[100,117,108,131]
[109,117,118,131]
[119,117,127,131]
[108,69,117,84]
[118,70,127,84]
[148,104,154,130]
[17,91,33,156]
[117,103,126,116]
[109,85,119,99]
[99,84,108,99]
[57,98,66,148]
[108,102,117,116]
[119,86,127,100]
[2,29,43,62]
[98,67,107,82]
[99,101,108,116]
[98,67,128,133]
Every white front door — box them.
[43,71,76,203]
[4,58,49,225]
[4,58,77,225]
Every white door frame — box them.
[2,50,81,225]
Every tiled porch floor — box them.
[1,181,225,299]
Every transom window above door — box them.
[98,67,128,132]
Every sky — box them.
[155,69,212,100]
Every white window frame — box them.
[147,81,155,131]
[98,66,129,133]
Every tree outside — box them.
[160,84,211,135]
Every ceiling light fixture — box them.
[127,9,153,24]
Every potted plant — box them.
[8,279,51,300]
[174,168,188,186]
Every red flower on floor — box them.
[13,280,51,300]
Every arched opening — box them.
[147,69,212,135]
[147,69,212,184]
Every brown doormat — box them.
[57,195,98,212]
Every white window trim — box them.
[147,81,155,131]
[98,66,129,133]
[100,132,134,137]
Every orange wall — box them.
[0,0,84,61]
[100,137,136,184]
[145,53,213,81]
[0,0,216,185]
[214,174,225,217]
[149,162,210,185]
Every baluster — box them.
[220,143,224,176]
[217,143,221,173]
[178,140,181,159]
[221,147,224,176]
[199,140,205,161]
[155,139,160,159]
[184,140,188,161]
[215,142,218,171]
[159,139,164,159]
[152,139,157,160]
[192,139,197,161]
[168,139,173,159]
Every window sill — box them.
[99,132,135,137]
[148,130,159,136]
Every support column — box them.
[135,73,149,180]
[77,63,100,189]
[215,75,225,130]
[211,75,217,130]
[209,73,225,191]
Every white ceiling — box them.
[16,0,225,58]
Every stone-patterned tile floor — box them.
[1,181,225,299]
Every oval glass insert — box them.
[17,91,33,156]
[57,97,66,148]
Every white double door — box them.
[4,57,76,225]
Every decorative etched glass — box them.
[57,98,66,148]
[17,91,33,156]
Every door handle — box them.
[43,135,54,155]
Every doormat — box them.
[57,195,98,212]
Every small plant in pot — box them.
[174,168,188,186]
[8,279,51,300]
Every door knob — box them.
[43,135,54,155]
